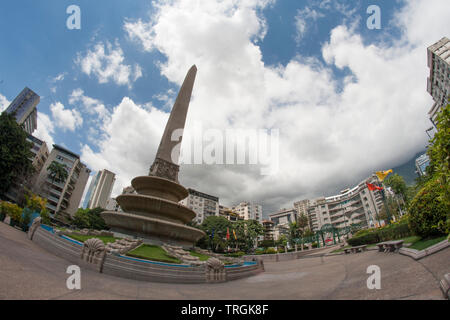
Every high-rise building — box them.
[83,169,116,209]
[293,199,310,217]
[179,188,219,224]
[4,134,49,203]
[219,205,242,222]
[36,145,90,216]
[415,153,430,176]
[298,175,384,232]
[5,87,39,135]
[232,202,263,223]
[427,37,450,126]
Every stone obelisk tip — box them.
[149,65,197,182]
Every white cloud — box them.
[0,93,10,112]
[76,41,142,87]
[50,102,83,132]
[80,97,168,197]
[69,88,110,123]
[34,112,55,151]
[82,0,448,215]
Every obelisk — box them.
[149,65,197,183]
[102,65,205,248]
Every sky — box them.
[0,0,448,218]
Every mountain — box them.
[392,150,427,186]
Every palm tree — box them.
[47,161,69,185]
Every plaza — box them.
[1,222,447,300]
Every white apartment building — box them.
[36,145,90,216]
[179,188,219,225]
[301,176,384,232]
[232,202,263,223]
[427,37,450,125]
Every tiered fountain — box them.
[101,65,206,248]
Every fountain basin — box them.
[116,194,195,224]
[101,211,206,248]
[132,176,188,202]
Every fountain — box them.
[101,65,206,248]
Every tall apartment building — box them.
[83,169,116,209]
[415,153,430,176]
[36,145,90,216]
[293,199,310,217]
[301,176,384,232]
[179,188,219,225]
[5,87,39,135]
[4,134,49,203]
[232,202,263,223]
[427,37,450,126]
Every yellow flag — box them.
[233,229,237,240]
[376,169,392,182]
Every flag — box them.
[226,228,230,240]
[375,169,393,182]
[367,182,383,191]
[211,228,215,238]
[233,229,237,240]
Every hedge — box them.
[347,222,412,246]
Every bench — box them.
[377,240,404,253]
[344,245,367,254]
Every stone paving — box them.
[0,222,448,300]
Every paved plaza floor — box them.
[0,222,448,300]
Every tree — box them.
[234,219,264,252]
[379,196,400,222]
[0,112,34,198]
[72,207,108,230]
[197,216,232,252]
[47,161,69,185]
[384,173,407,202]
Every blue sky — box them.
[0,0,448,214]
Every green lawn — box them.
[190,251,211,261]
[126,244,182,264]
[409,236,448,251]
[401,236,421,244]
[66,234,118,244]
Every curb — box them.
[440,273,450,300]
[398,239,450,260]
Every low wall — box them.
[399,239,450,260]
[31,225,263,284]
[243,246,330,262]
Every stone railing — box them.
[29,223,264,283]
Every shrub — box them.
[265,248,277,254]
[408,178,449,238]
[312,242,318,248]
[2,202,23,222]
[347,222,412,246]
[225,251,246,257]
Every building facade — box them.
[427,37,450,126]
[232,202,263,223]
[179,188,219,225]
[293,199,310,217]
[415,153,430,176]
[268,208,298,227]
[300,176,384,232]
[218,205,242,222]
[36,145,90,216]
[5,87,39,135]
[83,169,116,209]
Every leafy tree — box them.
[379,197,400,222]
[234,219,264,252]
[47,161,69,185]
[408,177,449,237]
[0,112,34,198]
[197,216,232,252]
[297,214,309,234]
[73,207,108,230]
[384,173,407,201]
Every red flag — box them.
[367,182,383,191]
[226,228,230,240]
